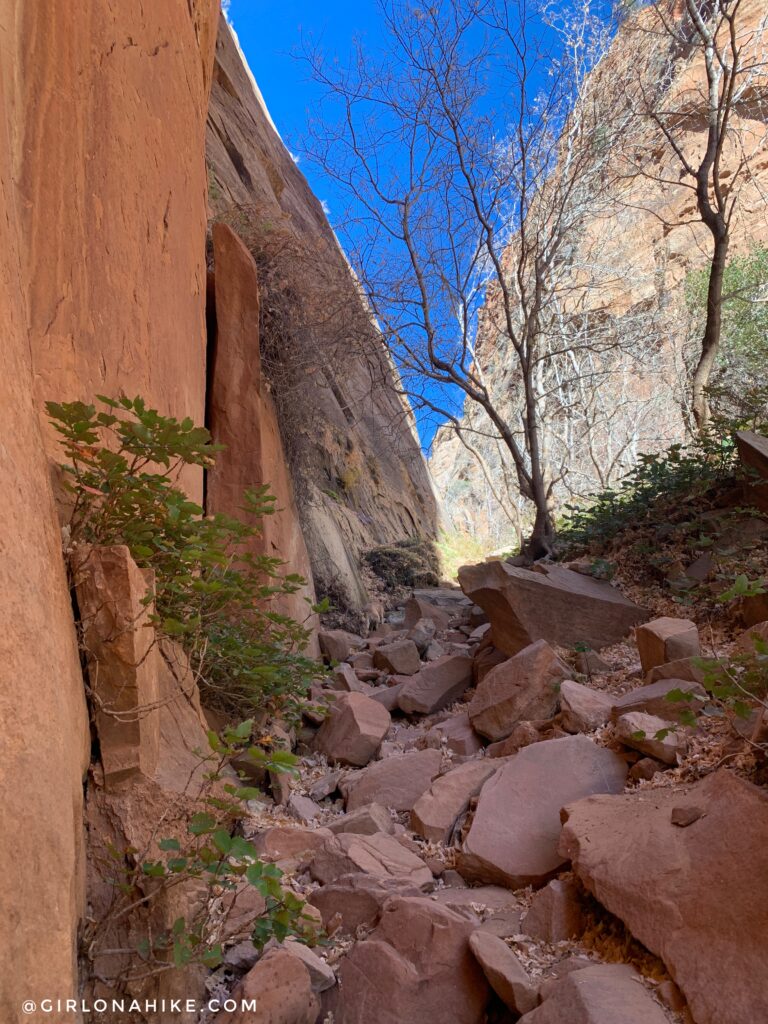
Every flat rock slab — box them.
[469,640,569,742]
[326,896,490,1023]
[610,678,704,722]
[308,873,423,934]
[411,760,499,844]
[559,770,768,1024]
[469,930,538,1014]
[424,712,483,756]
[458,560,647,656]
[310,831,433,889]
[342,748,442,812]
[458,736,627,888]
[398,654,473,715]
[518,964,667,1024]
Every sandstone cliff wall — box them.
[206,21,440,612]
[430,0,768,547]
[0,0,219,1012]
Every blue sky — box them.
[224,1,383,228]
[222,2,615,451]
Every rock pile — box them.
[210,581,768,1024]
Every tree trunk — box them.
[692,229,729,431]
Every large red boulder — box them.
[398,654,473,715]
[468,640,569,742]
[458,736,627,887]
[559,770,768,1024]
[342,748,442,811]
[314,692,391,766]
[458,561,646,656]
[517,963,668,1024]
[326,897,490,1023]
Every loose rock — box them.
[458,736,627,888]
[468,640,569,742]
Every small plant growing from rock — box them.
[88,721,317,982]
[47,394,324,721]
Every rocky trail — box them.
[205,557,768,1024]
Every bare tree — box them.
[302,0,625,553]
[621,0,768,429]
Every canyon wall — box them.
[1,2,437,1010]
[430,0,768,548]
[206,21,439,612]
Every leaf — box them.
[158,838,181,852]
[188,812,216,836]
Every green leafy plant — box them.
[89,722,318,982]
[557,430,740,553]
[47,395,325,721]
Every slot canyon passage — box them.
[1,1,767,1023]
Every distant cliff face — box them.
[206,21,439,611]
[430,0,768,548]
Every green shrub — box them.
[47,395,323,721]
[91,721,316,982]
[363,537,440,590]
[557,429,740,553]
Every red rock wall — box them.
[0,0,219,1012]
[19,0,220,501]
[208,222,319,643]
[0,3,90,1013]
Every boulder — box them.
[403,596,452,631]
[736,429,768,480]
[407,617,437,653]
[645,656,705,684]
[473,640,508,684]
[319,629,365,664]
[314,692,391,767]
[635,616,700,674]
[281,939,336,993]
[287,793,322,823]
[370,683,405,712]
[559,680,614,733]
[469,931,538,1014]
[486,722,541,757]
[610,678,705,721]
[398,655,473,715]
[309,832,433,889]
[330,662,375,694]
[342,748,442,812]
[614,711,688,764]
[308,873,423,934]
[434,886,521,918]
[458,561,646,656]
[468,640,569,742]
[559,770,768,1024]
[253,826,333,873]
[309,771,341,801]
[575,650,612,675]
[521,878,584,942]
[411,760,499,844]
[517,964,668,1024]
[458,736,627,888]
[214,948,319,1024]
[373,639,422,675]
[326,897,490,1023]
[424,713,483,756]
[328,803,394,836]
